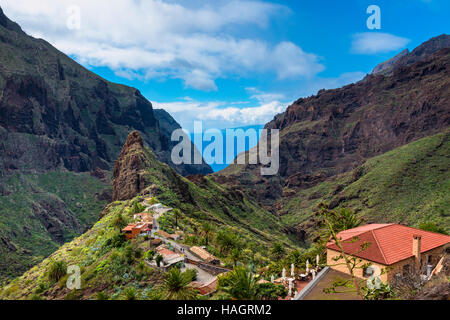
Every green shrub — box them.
[144,250,156,260]
[106,233,127,248]
[35,282,48,294]
[131,202,145,214]
[134,247,143,259]
[47,261,67,283]
[122,287,138,300]
[64,289,83,300]
[418,222,448,235]
[155,254,163,267]
[125,246,135,265]
[95,291,109,300]
[184,268,198,282]
[112,213,127,230]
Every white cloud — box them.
[351,32,410,54]
[0,0,324,90]
[153,98,287,131]
[246,87,286,103]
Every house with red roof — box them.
[326,224,450,282]
[122,222,152,240]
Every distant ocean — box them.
[190,124,264,172]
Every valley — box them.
[0,5,448,301]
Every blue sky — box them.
[1,0,449,133]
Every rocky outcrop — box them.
[372,49,409,74]
[372,34,450,75]
[112,130,196,204]
[112,131,151,201]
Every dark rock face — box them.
[112,131,150,201]
[372,34,450,75]
[154,109,213,176]
[112,130,196,204]
[32,196,83,244]
[0,8,211,176]
[372,49,410,74]
[220,38,450,206]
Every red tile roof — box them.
[327,224,450,265]
[157,247,177,257]
[122,223,138,232]
[190,278,218,295]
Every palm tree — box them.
[216,229,240,255]
[230,248,242,267]
[270,242,286,260]
[158,268,198,300]
[217,266,257,300]
[172,209,182,230]
[200,222,213,246]
[314,203,362,246]
[288,249,303,267]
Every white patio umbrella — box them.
[282,268,286,280]
[316,254,320,267]
[291,263,295,277]
[271,275,275,283]
[306,259,310,274]
[311,269,316,280]
[288,279,293,296]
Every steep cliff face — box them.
[218,36,450,208]
[372,34,450,75]
[112,131,151,201]
[0,8,210,280]
[0,7,211,176]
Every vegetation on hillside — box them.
[279,131,450,239]
[0,171,108,282]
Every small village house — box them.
[189,246,221,265]
[326,224,450,283]
[154,246,185,271]
[122,222,152,240]
[133,212,153,223]
[157,230,181,241]
[189,277,220,296]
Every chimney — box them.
[412,234,422,272]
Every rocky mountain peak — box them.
[112,131,151,201]
[372,49,410,74]
[0,7,23,33]
[124,130,144,149]
[372,34,450,75]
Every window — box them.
[427,255,433,264]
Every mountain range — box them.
[0,7,448,294]
[0,7,210,280]
[217,34,449,238]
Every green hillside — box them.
[0,140,296,299]
[279,130,450,238]
[0,172,108,282]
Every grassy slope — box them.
[0,200,149,300]
[0,172,108,281]
[138,146,293,245]
[280,130,450,234]
[0,143,298,299]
